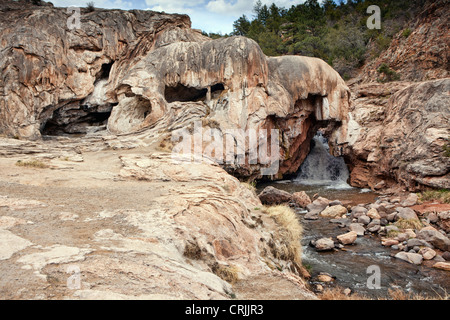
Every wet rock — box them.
[417,228,450,251]
[320,205,347,218]
[314,238,335,251]
[291,191,311,208]
[367,224,381,233]
[394,252,423,265]
[304,212,319,220]
[349,223,365,236]
[258,186,292,205]
[337,231,358,245]
[306,197,330,216]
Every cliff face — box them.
[0,1,350,180]
[343,0,450,191]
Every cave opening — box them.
[98,62,113,80]
[40,103,114,136]
[164,83,225,103]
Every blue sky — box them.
[51,0,308,34]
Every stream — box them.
[257,133,450,299]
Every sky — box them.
[50,0,308,34]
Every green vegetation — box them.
[225,0,426,79]
[394,218,423,230]
[419,189,450,204]
[377,63,400,82]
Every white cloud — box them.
[145,0,205,14]
[51,0,135,10]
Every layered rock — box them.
[0,0,350,180]
[342,79,450,191]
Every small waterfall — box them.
[294,133,351,189]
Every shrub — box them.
[86,1,95,12]
[402,28,412,38]
[377,63,400,82]
[419,189,450,204]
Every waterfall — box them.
[294,132,352,189]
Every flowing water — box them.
[257,133,449,299]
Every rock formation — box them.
[340,0,450,191]
[0,0,350,180]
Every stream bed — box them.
[257,181,450,299]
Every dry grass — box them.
[394,218,423,230]
[15,159,49,169]
[212,263,240,284]
[318,287,368,300]
[419,189,450,204]
[386,288,449,300]
[265,205,303,266]
[318,287,448,300]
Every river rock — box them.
[437,211,450,232]
[314,238,335,251]
[291,191,311,208]
[306,197,330,215]
[382,239,399,247]
[395,233,410,242]
[367,224,381,233]
[337,231,358,245]
[395,207,419,221]
[401,193,419,207]
[406,238,433,249]
[258,186,292,205]
[387,213,397,222]
[443,251,450,261]
[427,212,439,224]
[329,200,342,206]
[317,273,334,282]
[394,252,423,265]
[351,206,368,219]
[358,215,371,225]
[366,208,381,220]
[432,262,450,271]
[320,205,347,218]
[417,228,450,251]
[419,247,436,260]
[349,223,365,236]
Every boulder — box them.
[319,205,347,218]
[401,193,419,207]
[317,273,334,282]
[291,191,311,208]
[406,238,433,249]
[382,239,399,247]
[337,231,358,245]
[258,186,292,205]
[417,228,450,251]
[395,207,419,221]
[394,252,423,265]
[349,223,365,236]
[314,238,335,251]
